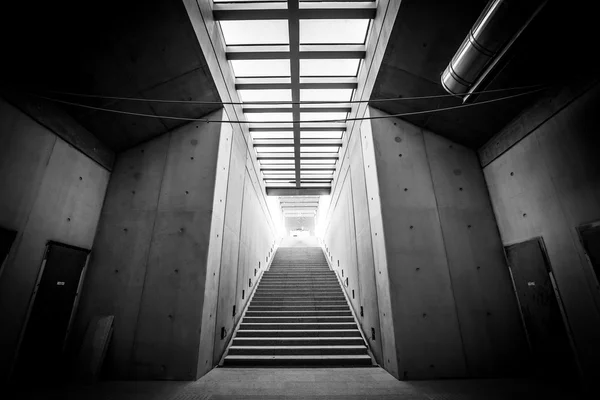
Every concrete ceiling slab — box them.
[142,67,222,132]
[371,0,598,149]
[2,0,222,153]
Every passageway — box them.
[1,0,598,398]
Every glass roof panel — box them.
[260,159,295,164]
[231,60,291,77]
[299,19,370,44]
[301,159,337,165]
[239,89,292,102]
[300,59,360,77]
[246,113,293,123]
[300,112,347,122]
[255,146,294,153]
[301,131,344,139]
[252,132,294,139]
[300,89,353,102]
[220,20,289,45]
[301,146,340,153]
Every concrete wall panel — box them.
[483,84,600,378]
[359,113,399,378]
[74,133,169,378]
[132,210,210,379]
[369,109,466,379]
[196,120,232,377]
[348,130,382,362]
[213,131,246,361]
[0,105,109,378]
[425,132,528,376]
[0,100,56,232]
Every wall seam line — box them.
[422,128,470,377]
[127,132,171,378]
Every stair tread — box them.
[229,345,366,349]
[225,355,371,360]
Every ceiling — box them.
[370,0,599,149]
[211,0,376,194]
[3,0,596,157]
[2,0,221,152]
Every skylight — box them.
[300,59,360,77]
[231,60,291,77]
[213,0,375,194]
[299,19,370,44]
[220,20,289,45]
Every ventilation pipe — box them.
[441,0,547,100]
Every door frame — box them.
[575,220,600,293]
[504,236,583,378]
[0,227,18,281]
[10,240,91,378]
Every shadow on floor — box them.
[11,367,585,400]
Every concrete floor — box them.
[13,367,583,399]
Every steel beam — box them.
[226,44,366,60]
[266,187,331,196]
[213,3,376,20]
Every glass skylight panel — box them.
[299,19,370,44]
[302,159,336,165]
[300,89,353,102]
[301,146,340,153]
[231,60,291,77]
[245,113,293,123]
[300,59,360,77]
[300,112,347,122]
[252,132,294,139]
[239,89,292,102]
[220,20,289,45]
[255,146,294,153]
[301,131,344,139]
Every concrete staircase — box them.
[223,245,372,366]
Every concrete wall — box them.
[0,98,110,379]
[368,107,527,379]
[483,83,600,379]
[323,106,528,380]
[75,109,278,380]
[322,119,388,372]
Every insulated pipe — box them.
[441,0,546,98]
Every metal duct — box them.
[441,0,546,98]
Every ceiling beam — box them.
[249,124,346,132]
[213,3,376,21]
[260,166,336,171]
[244,107,351,113]
[226,45,366,60]
[267,187,331,196]
[254,141,342,147]
[257,153,339,160]
[235,78,357,90]
[254,139,343,146]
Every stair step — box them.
[227,345,367,356]
[248,306,349,311]
[245,310,351,316]
[232,337,365,346]
[243,316,355,323]
[240,322,357,330]
[235,329,362,338]
[250,301,347,306]
[223,354,372,366]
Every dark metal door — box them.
[0,226,17,267]
[505,238,577,378]
[578,222,600,285]
[14,241,89,381]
